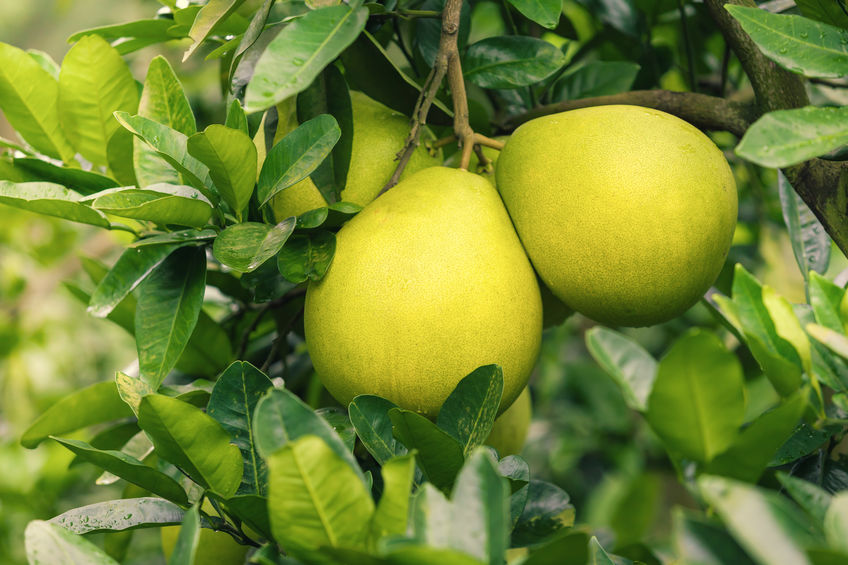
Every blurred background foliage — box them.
[2,0,848,564]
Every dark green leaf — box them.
[778,472,833,527]
[212,219,296,273]
[585,326,657,412]
[779,172,831,279]
[13,158,119,195]
[316,407,356,452]
[135,247,206,389]
[552,61,641,101]
[512,480,575,546]
[50,498,185,534]
[128,228,217,248]
[207,361,274,495]
[276,231,335,283]
[187,124,257,217]
[498,456,530,528]
[349,395,408,465]
[0,181,110,227]
[796,0,848,29]
[25,520,120,565]
[389,408,465,491]
[296,201,361,229]
[208,493,273,541]
[506,0,562,29]
[463,36,567,89]
[437,365,504,456]
[771,421,838,466]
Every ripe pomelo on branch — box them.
[305,167,542,418]
[496,105,738,327]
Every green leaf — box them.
[244,4,369,112]
[588,537,615,565]
[705,392,806,482]
[115,112,214,197]
[699,475,821,565]
[512,480,575,546]
[135,247,206,389]
[349,395,408,465]
[137,394,243,497]
[777,472,833,527]
[187,124,257,217]
[13,157,119,195]
[52,438,188,504]
[59,35,139,166]
[0,181,109,227]
[0,42,75,161]
[184,0,246,61]
[21,381,133,448]
[368,454,416,547]
[646,330,745,463]
[276,231,336,283]
[410,484,456,552]
[128,228,217,249]
[505,0,562,29]
[389,408,465,491]
[212,219,296,273]
[672,508,758,565]
[736,106,848,168]
[207,361,274,495]
[437,365,504,456]
[207,493,272,541]
[168,503,200,565]
[763,287,812,375]
[267,435,375,557]
[499,456,530,528]
[585,327,657,412]
[25,520,120,565]
[796,0,848,30]
[50,497,185,533]
[807,323,848,360]
[778,172,830,280]
[296,201,361,229]
[89,244,183,318]
[253,388,366,483]
[463,36,567,89]
[106,126,138,186]
[551,61,641,101]
[770,421,838,466]
[809,272,846,333]
[135,55,196,187]
[725,5,848,79]
[67,19,181,46]
[257,114,341,206]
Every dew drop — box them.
[292,57,305,66]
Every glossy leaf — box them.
[128,228,217,249]
[585,326,657,412]
[212,219,296,273]
[296,201,361,229]
[25,520,119,565]
[168,503,200,565]
[736,106,848,168]
[552,61,640,101]
[276,231,336,283]
[184,0,246,60]
[257,114,341,206]
[85,183,205,227]
[267,435,375,557]
[12,157,119,195]
[777,472,833,526]
[672,508,758,565]
[135,56,196,187]
[463,36,567,89]
[506,0,562,29]
[778,172,830,279]
[390,408,465,491]
[0,181,109,227]
[187,124,256,217]
[437,364,504,456]
[21,381,133,448]
[0,42,74,161]
[59,35,138,166]
[349,395,408,465]
[726,5,848,79]
[646,330,745,463]
[52,438,187,504]
[207,361,274,495]
[137,394,243,497]
[368,454,416,547]
[135,247,206,389]
[244,4,369,112]
[50,498,185,534]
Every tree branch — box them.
[507,90,758,137]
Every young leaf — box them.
[50,498,185,534]
[725,5,848,79]
[463,36,567,89]
[21,381,133,448]
[135,247,206,389]
[809,272,846,332]
[207,361,274,495]
[672,509,757,565]
[184,0,246,61]
[137,394,243,497]
[762,287,812,375]
[244,4,369,112]
[168,503,200,565]
[585,327,657,412]
[51,438,188,504]
[59,35,139,166]
[212,219,296,273]
[777,472,833,527]
[505,0,562,29]
[349,395,408,465]
[187,124,257,217]
[276,231,336,283]
[646,330,745,463]
[257,114,341,206]
[267,435,375,557]
[368,454,416,547]
[0,42,75,161]
[389,408,465,491]
[0,181,110,227]
[778,172,830,280]
[436,364,504,456]
[25,520,120,565]
[135,55,197,187]
[551,61,641,101]
[736,106,848,168]
[88,243,183,318]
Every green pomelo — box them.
[305,167,542,417]
[486,387,531,456]
[496,105,737,327]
